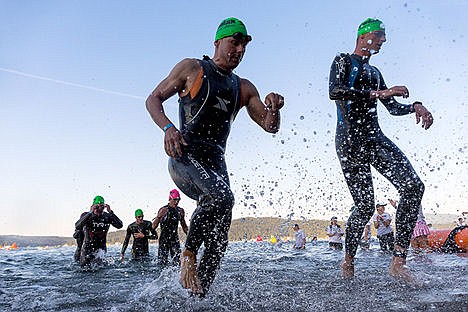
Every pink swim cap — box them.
[169,189,180,200]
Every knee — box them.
[199,187,235,213]
[403,176,425,197]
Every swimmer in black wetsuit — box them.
[146,17,284,295]
[152,189,188,266]
[73,211,90,262]
[73,196,101,262]
[120,209,158,262]
[328,18,434,281]
[74,195,123,267]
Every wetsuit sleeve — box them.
[75,211,93,229]
[376,68,414,115]
[121,226,132,254]
[329,54,371,101]
[108,212,123,229]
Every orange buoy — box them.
[428,227,468,253]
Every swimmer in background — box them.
[120,209,158,262]
[75,195,123,267]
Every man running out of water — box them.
[74,195,123,267]
[146,17,284,295]
[120,209,158,262]
[152,189,188,266]
[329,18,433,281]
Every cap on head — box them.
[93,195,104,205]
[215,17,252,42]
[357,18,385,37]
[169,189,180,200]
[135,209,143,217]
[331,216,338,221]
[376,202,387,208]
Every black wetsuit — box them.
[74,211,123,267]
[73,211,88,262]
[329,53,425,258]
[440,225,468,253]
[168,56,240,292]
[158,205,183,265]
[121,220,157,261]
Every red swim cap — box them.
[169,189,180,200]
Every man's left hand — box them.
[414,102,434,130]
[133,232,145,239]
[265,93,284,111]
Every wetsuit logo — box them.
[187,154,210,180]
[214,96,230,112]
[92,222,107,228]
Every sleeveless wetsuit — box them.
[158,205,183,265]
[168,56,240,292]
[121,220,157,260]
[329,53,425,258]
[75,211,123,266]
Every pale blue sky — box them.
[1,0,466,236]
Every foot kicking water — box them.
[341,255,355,279]
[388,253,413,283]
[180,249,203,295]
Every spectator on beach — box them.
[389,199,430,253]
[373,202,394,252]
[293,224,306,249]
[326,217,344,250]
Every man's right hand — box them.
[164,127,188,158]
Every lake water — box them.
[1,241,467,311]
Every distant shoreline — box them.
[0,215,459,247]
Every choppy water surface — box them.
[1,242,467,311]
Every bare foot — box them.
[341,255,354,279]
[388,256,413,282]
[180,249,203,295]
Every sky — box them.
[1,0,467,236]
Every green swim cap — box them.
[215,17,251,41]
[357,18,385,37]
[93,195,104,205]
[135,209,143,217]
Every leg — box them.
[378,236,388,251]
[158,243,169,266]
[337,145,375,278]
[371,138,424,281]
[170,241,181,266]
[197,208,232,293]
[169,152,234,294]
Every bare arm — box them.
[152,207,168,230]
[179,208,189,235]
[240,78,284,133]
[145,58,201,157]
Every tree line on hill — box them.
[1,217,454,247]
